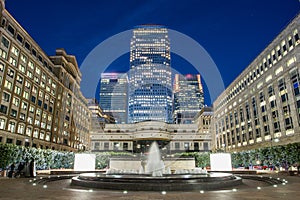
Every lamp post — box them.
[221,143,226,153]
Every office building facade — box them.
[99,73,128,124]
[90,107,212,153]
[213,13,300,152]
[128,25,172,123]
[173,74,204,124]
[0,2,90,151]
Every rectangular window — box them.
[35,67,40,75]
[0,48,7,59]
[12,97,20,107]
[20,54,27,63]
[0,62,4,72]
[6,68,14,78]
[0,105,8,114]
[281,93,288,102]
[28,60,34,70]
[29,105,34,113]
[23,91,29,100]
[38,90,43,98]
[175,142,180,150]
[285,117,293,129]
[25,42,30,50]
[8,121,16,132]
[17,124,25,134]
[38,100,42,107]
[264,125,269,134]
[268,85,274,97]
[9,57,17,66]
[16,75,23,84]
[19,113,25,121]
[104,142,109,150]
[11,109,17,118]
[25,80,31,89]
[32,49,37,57]
[11,46,19,56]
[27,116,33,124]
[39,131,44,140]
[14,86,21,95]
[273,122,281,133]
[33,129,39,138]
[26,71,33,79]
[1,36,10,48]
[36,109,41,117]
[203,142,209,151]
[0,118,6,129]
[25,127,32,137]
[45,133,50,141]
[17,34,23,43]
[21,102,27,110]
[194,142,199,151]
[7,24,15,35]
[270,100,277,108]
[31,96,36,103]
[18,64,26,73]
[2,92,10,102]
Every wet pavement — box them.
[0,172,299,200]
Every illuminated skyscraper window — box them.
[128,25,172,123]
[173,74,204,124]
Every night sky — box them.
[5,0,300,105]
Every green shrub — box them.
[0,143,74,170]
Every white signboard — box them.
[74,153,96,171]
[210,153,232,171]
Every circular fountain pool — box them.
[71,172,242,191]
[71,142,242,191]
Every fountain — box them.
[71,142,242,191]
[145,142,165,176]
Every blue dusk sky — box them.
[5,0,300,105]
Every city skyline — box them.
[5,0,300,105]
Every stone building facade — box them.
[213,13,300,152]
[90,107,212,153]
[0,1,90,151]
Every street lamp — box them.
[221,143,226,152]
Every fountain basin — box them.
[71,172,242,191]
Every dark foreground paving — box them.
[0,173,299,200]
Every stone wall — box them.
[109,157,195,172]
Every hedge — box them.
[1,142,299,170]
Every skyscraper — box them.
[128,25,172,123]
[99,73,128,124]
[173,74,204,124]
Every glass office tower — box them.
[99,73,128,124]
[173,74,204,124]
[128,25,172,123]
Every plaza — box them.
[0,0,299,199]
[0,172,299,200]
